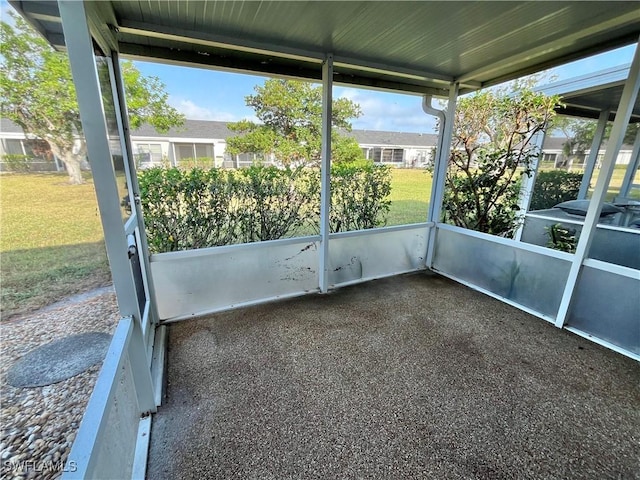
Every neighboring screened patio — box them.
[10,1,639,478]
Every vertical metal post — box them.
[514,130,546,241]
[110,52,160,326]
[319,54,333,293]
[59,1,139,321]
[59,0,156,410]
[425,83,459,267]
[555,39,640,328]
[617,128,640,200]
[578,109,609,199]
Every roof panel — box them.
[9,1,640,95]
[539,65,640,122]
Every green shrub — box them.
[328,160,391,232]
[178,157,215,170]
[234,165,316,243]
[545,223,578,253]
[138,163,392,253]
[530,170,583,211]
[138,167,237,252]
[2,154,31,172]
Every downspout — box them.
[423,85,459,268]
[422,95,446,166]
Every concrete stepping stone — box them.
[7,332,112,388]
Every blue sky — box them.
[133,44,635,134]
[1,0,635,134]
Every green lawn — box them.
[387,168,432,226]
[1,173,111,319]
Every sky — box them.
[1,1,636,134]
[133,44,635,134]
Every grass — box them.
[1,173,111,319]
[387,168,432,226]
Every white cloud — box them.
[170,98,254,123]
[337,88,437,133]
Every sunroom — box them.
[10,1,640,478]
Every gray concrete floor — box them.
[147,272,640,480]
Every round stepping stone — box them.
[7,332,112,388]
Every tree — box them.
[551,117,639,170]
[551,117,598,170]
[0,14,184,184]
[226,79,362,166]
[441,85,560,237]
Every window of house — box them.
[380,148,404,163]
[1,139,25,156]
[1,138,51,160]
[174,143,214,163]
[136,143,163,163]
[372,147,382,163]
[543,153,557,163]
[391,149,404,163]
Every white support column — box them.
[425,83,459,267]
[514,130,546,241]
[59,0,155,406]
[555,40,640,329]
[618,128,640,200]
[578,109,610,199]
[319,54,333,293]
[59,1,140,320]
[109,52,160,326]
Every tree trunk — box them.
[62,153,85,184]
[49,143,86,184]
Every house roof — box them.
[10,1,640,97]
[350,130,437,148]
[131,119,234,140]
[0,118,26,134]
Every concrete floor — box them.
[147,272,639,479]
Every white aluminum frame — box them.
[63,317,156,479]
[514,130,546,241]
[578,109,610,199]
[319,54,333,293]
[425,84,459,267]
[555,38,640,329]
[618,128,640,199]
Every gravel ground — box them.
[149,272,640,480]
[0,288,118,480]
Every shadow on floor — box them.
[148,272,639,479]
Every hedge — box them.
[138,163,391,253]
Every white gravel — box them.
[1,288,118,480]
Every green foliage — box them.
[177,157,215,170]
[138,163,392,252]
[235,166,316,243]
[545,223,578,253]
[1,154,30,172]
[138,168,238,252]
[0,13,184,184]
[331,136,365,164]
[328,161,392,232]
[530,170,583,210]
[441,86,560,237]
[551,117,597,168]
[227,79,362,165]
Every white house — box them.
[0,117,634,171]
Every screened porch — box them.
[10,1,640,478]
